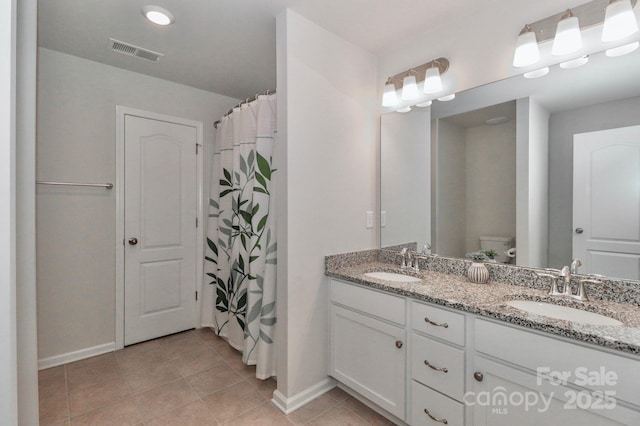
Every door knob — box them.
[395,340,403,349]
[575,228,584,234]
[474,372,484,382]
[128,237,138,245]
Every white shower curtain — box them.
[204,93,277,379]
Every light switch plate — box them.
[366,211,374,229]
[381,211,386,227]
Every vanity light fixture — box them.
[513,25,540,67]
[416,100,433,107]
[524,67,550,79]
[401,71,419,100]
[552,10,582,56]
[382,78,399,107]
[142,5,175,26]
[381,57,450,107]
[512,0,638,75]
[606,41,640,56]
[560,55,589,68]
[397,106,412,113]
[602,0,638,42]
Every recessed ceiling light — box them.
[485,116,510,126]
[141,5,175,26]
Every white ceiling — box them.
[38,0,493,99]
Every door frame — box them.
[115,106,204,350]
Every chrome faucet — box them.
[559,266,573,296]
[570,258,582,274]
[399,247,419,271]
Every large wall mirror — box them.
[380,49,640,281]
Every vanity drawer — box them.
[411,333,465,401]
[411,301,465,345]
[331,279,406,325]
[411,380,464,426]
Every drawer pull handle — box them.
[424,317,449,328]
[424,359,448,373]
[395,340,403,349]
[424,408,448,424]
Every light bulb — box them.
[552,10,582,56]
[602,0,639,43]
[513,25,540,67]
[401,74,419,100]
[423,66,443,94]
[382,81,399,107]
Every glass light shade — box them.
[602,0,639,42]
[423,67,443,94]
[513,29,540,67]
[524,67,549,79]
[560,55,589,69]
[416,100,433,107]
[401,75,419,100]
[382,82,399,107]
[397,106,412,113]
[437,94,456,102]
[606,41,640,56]
[552,15,582,56]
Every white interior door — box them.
[124,114,198,345]
[573,125,640,280]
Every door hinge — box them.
[195,291,198,301]
[196,143,200,155]
[196,217,199,227]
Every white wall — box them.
[465,121,516,253]
[516,98,549,267]
[380,109,430,250]
[36,48,238,362]
[1,0,18,422]
[548,96,640,268]
[276,9,378,403]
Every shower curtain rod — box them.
[213,89,276,128]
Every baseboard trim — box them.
[38,342,116,370]
[271,377,336,414]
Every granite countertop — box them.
[326,260,640,355]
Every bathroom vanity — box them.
[326,250,640,426]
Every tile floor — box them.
[39,328,395,425]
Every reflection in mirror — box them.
[380,48,640,280]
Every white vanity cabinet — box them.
[471,319,640,426]
[329,279,407,420]
[329,278,640,426]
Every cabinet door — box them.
[471,356,639,426]
[330,304,406,419]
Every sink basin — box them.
[364,271,422,283]
[505,300,622,326]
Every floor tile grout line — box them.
[339,399,383,426]
[64,364,71,424]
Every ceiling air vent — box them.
[109,38,164,62]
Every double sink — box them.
[363,271,622,327]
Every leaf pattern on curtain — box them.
[204,93,277,379]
